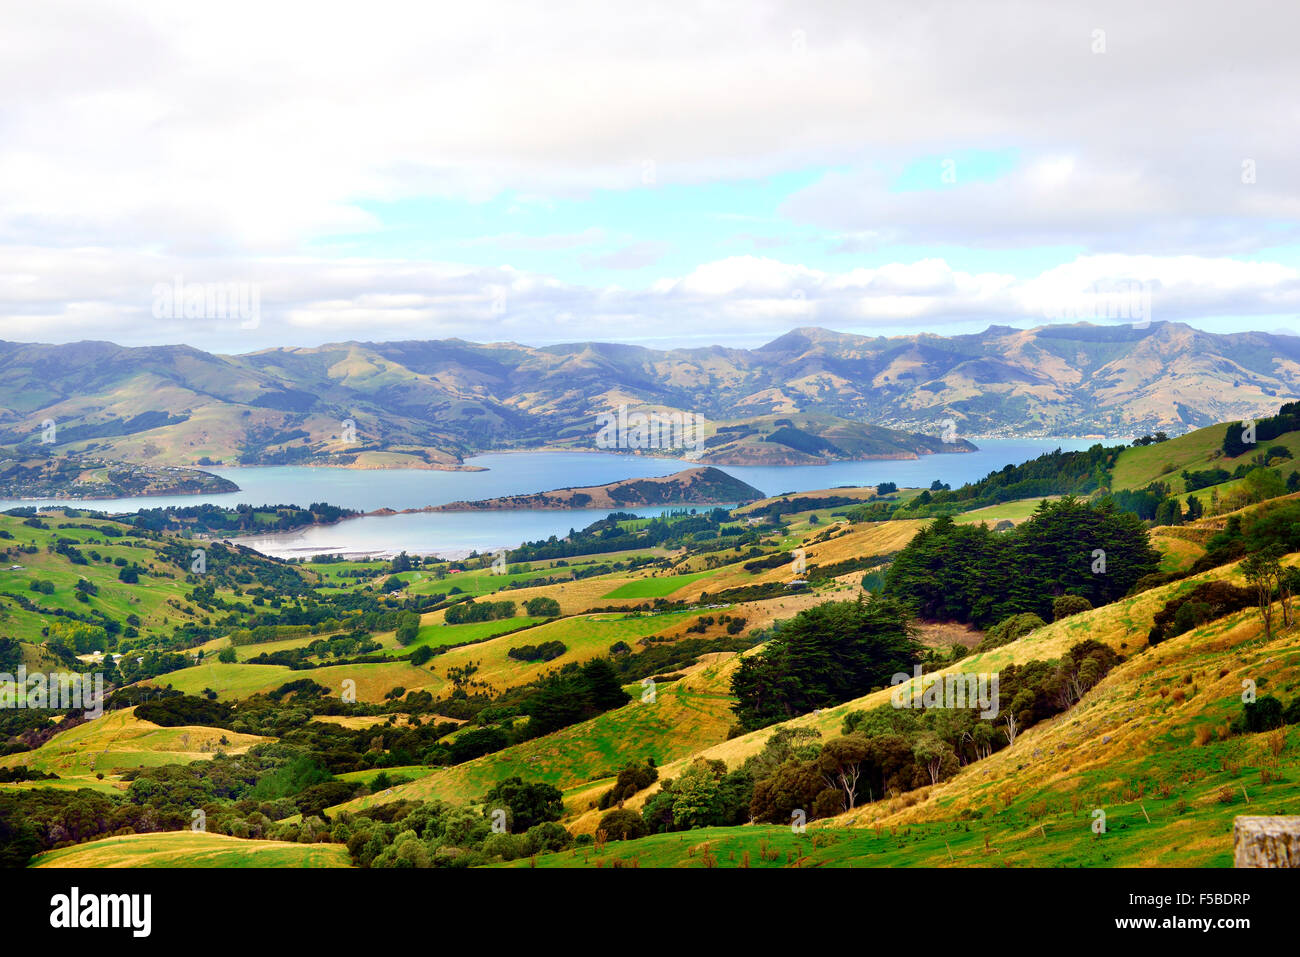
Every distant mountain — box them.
[0,321,1294,468]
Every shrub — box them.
[523,596,561,617]
[524,821,572,854]
[975,613,1046,652]
[394,612,421,646]
[1148,581,1253,646]
[1234,696,1285,734]
[1052,595,1093,621]
[506,640,567,663]
[598,759,659,810]
[597,808,648,841]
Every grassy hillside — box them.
[0,707,269,784]
[32,831,352,868]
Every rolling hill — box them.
[1,321,1296,470]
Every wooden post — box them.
[1233,816,1300,868]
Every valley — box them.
[2,406,1298,870]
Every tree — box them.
[1244,467,1286,503]
[670,760,726,829]
[523,596,561,617]
[730,598,921,730]
[911,732,954,785]
[749,757,825,824]
[887,498,1160,627]
[1003,710,1020,747]
[1052,595,1093,621]
[1154,497,1182,526]
[1240,548,1284,638]
[597,808,647,841]
[481,777,564,832]
[817,735,871,809]
[394,612,421,646]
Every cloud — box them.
[1,248,1295,351]
[581,241,672,270]
[0,0,1297,348]
[1,1,1296,253]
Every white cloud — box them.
[0,0,1297,347]
[1,247,1295,350]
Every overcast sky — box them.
[1,0,1297,353]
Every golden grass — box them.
[31,831,353,868]
[0,707,269,779]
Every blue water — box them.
[0,439,1098,558]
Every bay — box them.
[0,439,1099,558]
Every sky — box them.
[0,0,1297,353]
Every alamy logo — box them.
[0,668,103,718]
[890,665,999,719]
[1043,280,1152,326]
[595,405,704,459]
[152,275,260,329]
[50,887,152,937]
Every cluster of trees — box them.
[744,640,1121,827]
[593,628,1114,843]
[508,508,755,563]
[127,502,359,536]
[523,596,561,617]
[1147,580,1255,646]
[597,759,658,810]
[506,640,566,663]
[730,598,921,731]
[245,631,384,666]
[444,599,516,625]
[884,499,1160,628]
[1190,501,1300,575]
[907,445,1122,512]
[346,782,571,867]
[1240,546,1298,639]
[1234,694,1300,734]
[0,743,368,865]
[1222,402,1300,457]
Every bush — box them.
[597,808,648,841]
[524,820,572,854]
[812,787,845,819]
[974,613,1046,652]
[1148,581,1253,646]
[1235,696,1286,734]
[523,596,561,617]
[598,759,658,810]
[394,612,421,646]
[506,640,566,663]
[480,832,528,861]
[1052,595,1092,621]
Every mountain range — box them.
[0,321,1296,469]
